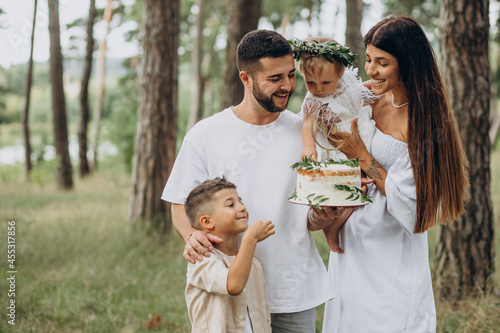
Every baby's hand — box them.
[301,147,318,161]
[244,220,275,243]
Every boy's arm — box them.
[226,221,274,295]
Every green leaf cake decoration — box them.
[289,38,357,68]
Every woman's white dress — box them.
[322,128,436,333]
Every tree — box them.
[219,0,261,109]
[345,0,366,79]
[48,0,73,189]
[22,0,37,178]
[381,0,441,31]
[90,0,114,171]
[128,0,179,232]
[78,0,96,177]
[186,0,206,130]
[435,0,494,298]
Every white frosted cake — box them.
[290,157,368,206]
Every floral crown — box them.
[289,38,357,68]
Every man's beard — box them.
[252,83,294,113]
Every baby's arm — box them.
[226,221,275,295]
[301,114,318,160]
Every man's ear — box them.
[240,70,252,88]
[199,215,214,230]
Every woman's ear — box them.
[199,215,214,230]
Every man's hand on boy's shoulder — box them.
[184,230,224,264]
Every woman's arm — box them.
[330,118,388,195]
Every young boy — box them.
[184,177,275,333]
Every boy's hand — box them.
[301,147,318,161]
[243,220,275,243]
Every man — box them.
[162,29,336,332]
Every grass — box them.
[0,149,498,332]
[0,160,190,332]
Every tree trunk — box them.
[90,0,113,172]
[435,0,493,299]
[48,0,73,189]
[186,0,206,131]
[345,0,366,79]
[128,0,179,233]
[78,0,96,177]
[220,0,261,110]
[22,0,37,179]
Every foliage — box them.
[105,68,138,172]
[291,155,360,170]
[262,0,324,31]
[306,193,330,208]
[65,0,134,59]
[334,184,372,203]
[381,0,441,32]
[290,38,357,67]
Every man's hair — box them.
[236,29,293,75]
[297,36,345,79]
[185,177,237,229]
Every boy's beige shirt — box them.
[185,248,271,333]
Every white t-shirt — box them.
[162,108,334,313]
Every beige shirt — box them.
[185,249,271,333]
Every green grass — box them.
[0,161,190,332]
[0,149,498,332]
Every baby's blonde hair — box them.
[297,36,345,79]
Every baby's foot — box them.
[322,222,345,254]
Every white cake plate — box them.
[288,199,370,207]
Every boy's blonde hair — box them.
[297,36,345,79]
[185,177,237,229]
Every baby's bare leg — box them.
[322,218,347,254]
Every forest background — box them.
[0,0,499,332]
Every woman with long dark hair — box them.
[310,16,469,332]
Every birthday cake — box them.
[290,157,370,207]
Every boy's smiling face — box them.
[205,188,249,237]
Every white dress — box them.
[322,129,436,333]
[300,67,377,162]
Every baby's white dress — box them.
[299,67,376,161]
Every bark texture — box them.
[128,0,179,233]
[90,0,113,171]
[22,0,38,178]
[220,0,261,109]
[436,0,493,298]
[78,0,96,177]
[186,0,206,130]
[48,0,73,189]
[345,0,366,79]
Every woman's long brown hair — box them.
[364,16,469,233]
